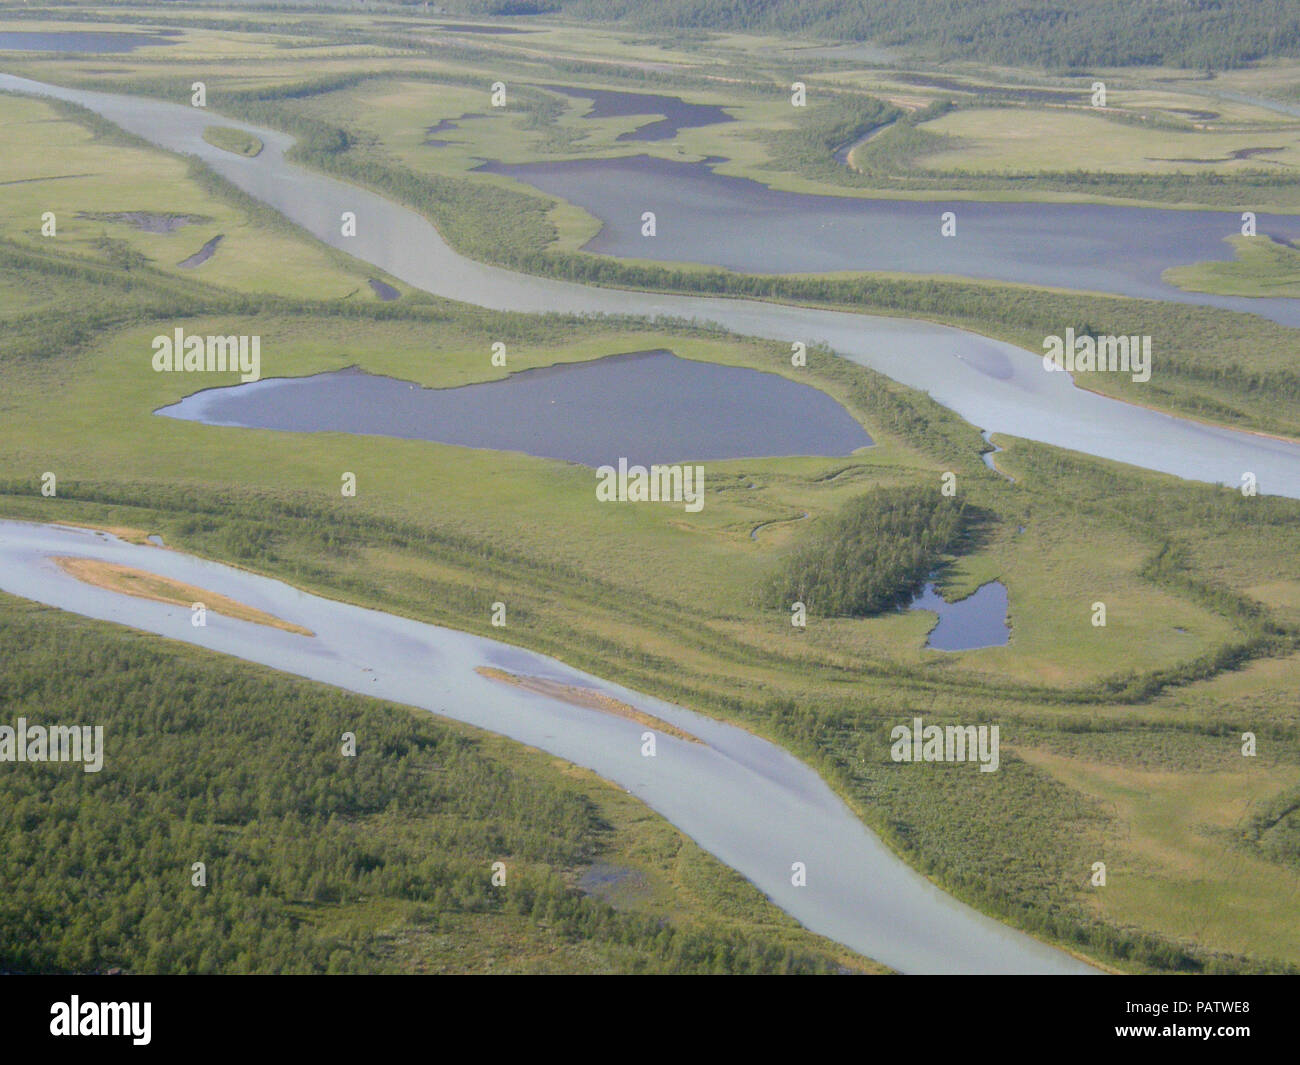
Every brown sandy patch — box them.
[475,666,702,743]
[54,557,314,637]
[58,521,158,545]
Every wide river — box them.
[2,72,1299,497]
[0,519,1098,975]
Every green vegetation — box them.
[1245,781,1300,872]
[2,6,1300,975]
[0,93,374,299]
[913,104,1300,178]
[764,487,967,616]
[0,599,870,974]
[560,0,1300,68]
[1166,234,1300,298]
[3,218,1298,970]
[760,92,898,180]
[201,125,263,158]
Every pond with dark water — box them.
[907,580,1010,651]
[155,349,874,466]
[543,84,734,142]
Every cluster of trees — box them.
[764,486,967,617]
[0,603,846,974]
[555,0,1300,69]
[762,93,899,179]
[1243,783,1300,873]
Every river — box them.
[0,519,1099,975]
[3,72,1296,498]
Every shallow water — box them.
[543,84,734,141]
[0,519,1097,974]
[77,210,201,233]
[424,112,483,146]
[908,581,1010,651]
[156,351,874,465]
[980,429,1014,482]
[178,234,221,268]
[0,31,176,54]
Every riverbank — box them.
[0,519,1101,974]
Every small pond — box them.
[908,580,1010,651]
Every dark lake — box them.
[0,31,177,53]
[480,154,1300,325]
[155,349,873,466]
[908,580,1010,651]
[543,85,734,141]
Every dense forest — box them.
[0,601,851,974]
[550,0,1300,69]
[764,487,968,617]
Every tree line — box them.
[555,0,1300,69]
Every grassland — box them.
[2,6,1299,974]
[0,92,397,299]
[1165,234,1300,298]
[917,105,1300,176]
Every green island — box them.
[201,124,263,158]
